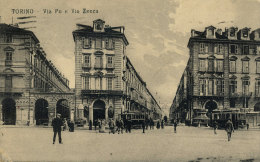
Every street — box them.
[0,126,260,162]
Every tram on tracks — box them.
[211,110,246,129]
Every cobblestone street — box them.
[0,126,260,162]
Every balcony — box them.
[82,63,91,69]
[94,64,103,69]
[81,90,123,96]
[230,92,253,98]
[106,64,115,69]
[0,87,23,94]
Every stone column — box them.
[105,106,108,122]
[89,106,93,122]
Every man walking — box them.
[52,114,63,144]
[225,119,234,142]
[213,120,218,134]
[173,119,177,133]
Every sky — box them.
[1,0,260,115]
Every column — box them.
[89,106,93,122]
[105,106,108,122]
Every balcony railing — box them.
[94,64,103,69]
[230,92,253,98]
[106,63,114,69]
[82,63,91,68]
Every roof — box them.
[72,25,129,45]
[0,23,39,43]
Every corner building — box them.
[0,23,71,125]
[73,19,162,123]
[170,26,260,127]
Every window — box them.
[199,43,205,53]
[230,99,236,108]
[256,80,260,97]
[242,80,250,95]
[249,45,256,55]
[83,54,91,67]
[229,80,237,94]
[107,78,113,90]
[83,38,92,49]
[95,56,103,68]
[208,44,214,53]
[199,59,206,71]
[82,77,90,90]
[5,34,12,43]
[208,59,214,72]
[230,29,235,37]
[230,44,238,54]
[199,79,206,95]
[243,30,248,37]
[218,44,223,54]
[242,61,249,73]
[243,45,249,55]
[95,38,102,49]
[105,38,115,49]
[216,60,223,72]
[6,52,12,61]
[107,56,114,68]
[257,62,260,73]
[208,79,214,95]
[230,61,236,72]
[257,46,260,55]
[5,76,12,88]
[95,77,102,90]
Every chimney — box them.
[191,29,195,37]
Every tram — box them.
[211,110,246,129]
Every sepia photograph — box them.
[0,0,260,161]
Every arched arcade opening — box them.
[56,99,70,119]
[2,98,16,125]
[35,99,49,125]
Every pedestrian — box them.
[0,121,4,136]
[51,114,63,144]
[246,123,249,130]
[161,120,164,129]
[225,119,234,142]
[157,121,160,129]
[152,120,154,129]
[173,119,177,133]
[89,120,92,130]
[128,119,132,133]
[68,119,74,132]
[145,119,149,130]
[142,120,145,133]
[149,118,152,130]
[94,119,97,130]
[213,120,218,134]
[120,119,124,134]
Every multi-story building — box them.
[73,19,161,123]
[170,26,260,127]
[0,23,71,125]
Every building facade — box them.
[73,19,162,123]
[0,23,72,125]
[170,26,260,127]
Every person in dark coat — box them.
[225,119,234,141]
[213,120,218,134]
[127,119,132,133]
[93,119,97,130]
[52,114,63,144]
[173,120,177,133]
[161,120,164,129]
[157,121,160,129]
[142,120,145,133]
[89,120,92,130]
